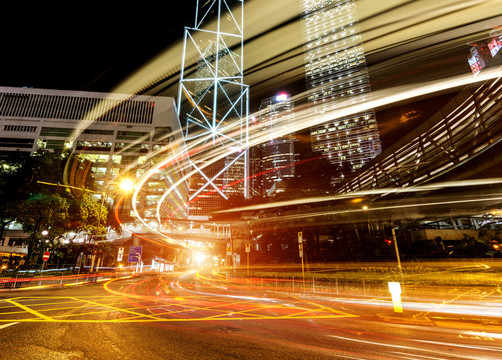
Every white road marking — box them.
[0,322,19,330]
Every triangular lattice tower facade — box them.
[177,0,249,218]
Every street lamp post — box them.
[91,178,135,272]
[391,227,404,282]
[90,186,108,274]
[37,179,134,273]
[38,230,49,286]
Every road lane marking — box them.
[68,297,160,321]
[0,322,19,329]
[5,299,55,321]
[0,295,359,323]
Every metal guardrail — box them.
[0,269,134,290]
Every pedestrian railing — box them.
[0,269,134,290]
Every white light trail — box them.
[214,178,502,214]
[129,66,501,243]
[94,0,502,248]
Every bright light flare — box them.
[194,252,208,265]
[119,179,135,192]
[275,92,289,102]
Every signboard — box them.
[128,246,143,263]
[468,55,483,76]
[117,247,124,262]
[42,251,50,262]
[488,37,502,57]
[245,243,251,253]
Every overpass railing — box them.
[338,73,502,193]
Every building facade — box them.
[469,28,502,76]
[299,0,381,177]
[250,93,297,197]
[0,87,189,232]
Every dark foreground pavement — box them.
[0,270,501,359]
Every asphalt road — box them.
[0,269,501,359]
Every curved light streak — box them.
[133,67,502,242]
[57,0,501,251]
[214,178,502,214]
[251,195,502,223]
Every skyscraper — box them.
[258,93,297,196]
[299,0,381,178]
[177,0,249,218]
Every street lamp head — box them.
[119,179,135,192]
[41,230,49,236]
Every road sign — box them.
[117,247,124,262]
[298,243,303,258]
[226,243,232,256]
[128,246,142,263]
[245,243,251,253]
[298,231,303,243]
[42,251,50,262]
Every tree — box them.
[17,192,70,267]
[0,159,31,241]
[6,150,107,268]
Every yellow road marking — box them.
[0,291,358,323]
[68,297,160,321]
[5,299,55,321]
[50,303,173,320]
[0,313,355,323]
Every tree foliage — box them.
[1,150,112,268]
[0,158,32,241]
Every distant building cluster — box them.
[1,0,390,227]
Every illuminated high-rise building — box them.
[258,93,297,196]
[177,0,249,218]
[469,28,502,76]
[299,0,381,177]
[250,93,297,197]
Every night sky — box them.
[2,1,495,151]
[2,3,196,92]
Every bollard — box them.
[388,282,403,313]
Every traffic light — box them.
[384,238,392,246]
